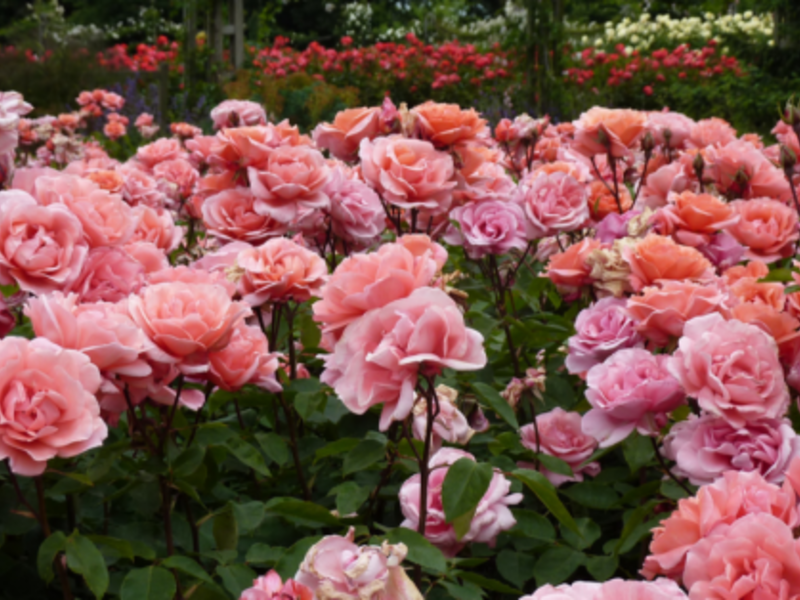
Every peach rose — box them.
[728,198,799,263]
[519,171,589,237]
[662,191,738,246]
[0,337,106,476]
[130,205,183,253]
[208,126,275,172]
[65,188,136,248]
[545,238,602,296]
[70,247,146,303]
[728,276,785,310]
[153,158,199,203]
[123,241,169,273]
[687,117,737,149]
[722,259,769,284]
[312,106,382,161]
[0,190,89,294]
[622,234,713,291]
[86,169,124,193]
[573,107,646,158]
[587,179,633,220]
[202,188,288,245]
[147,265,237,298]
[118,164,167,209]
[209,322,281,392]
[210,99,267,129]
[410,101,488,147]
[731,301,800,349]
[237,238,327,306]
[134,137,184,171]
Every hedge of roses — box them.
[4,87,800,600]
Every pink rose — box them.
[240,570,311,600]
[728,198,799,263]
[683,513,800,599]
[123,241,169,273]
[312,107,383,161]
[128,282,251,374]
[443,199,528,259]
[521,582,602,600]
[663,414,800,486]
[0,337,107,476]
[518,171,589,238]
[668,313,789,429]
[594,579,688,600]
[0,296,15,340]
[209,322,281,392]
[202,187,288,245]
[519,407,600,487]
[0,91,32,155]
[63,186,135,248]
[192,241,252,275]
[359,135,456,212]
[147,265,237,298]
[321,287,486,430]
[312,239,440,340]
[398,448,522,556]
[566,297,643,374]
[130,205,183,253]
[584,348,685,447]
[70,247,146,303]
[325,167,386,248]
[237,238,327,306]
[249,146,330,223]
[210,99,267,130]
[646,111,695,150]
[294,527,422,600]
[573,107,646,158]
[0,190,88,294]
[134,137,184,171]
[119,164,168,208]
[687,117,737,148]
[709,140,790,202]
[411,384,474,452]
[153,158,199,203]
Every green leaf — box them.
[194,423,234,447]
[514,469,580,535]
[315,438,361,460]
[65,532,109,600]
[456,571,522,594]
[536,453,574,477]
[37,531,66,584]
[59,472,94,487]
[86,536,134,561]
[298,311,322,349]
[213,509,239,552]
[440,581,484,600]
[760,267,794,282]
[562,482,620,510]
[265,498,340,527]
[586,555,618,582]
[622,433,655,474]
[472,382,519,429]
[661,478,694,500]
[255,432,291,467]
[171,445,206,478]
[533,547,585,587]
[161,556,213,584]
[331,482,370,516]
[120,567,176,600]
[511,509,555,541]
[217,564,256,598]
[342,439,386,476]
[495,549,536,589]
[442,458,494,525]
[232,501,265,533]
[275,537,320,581]
[225,435,271,476]
[385,528,447,574]
[245,544,284,565]
[614,500,660,554]
[295,392,326,421]
[561,518,602,551]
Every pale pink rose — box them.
[683,513,800,599]
[411,385,474,452]
[443,199,528,259]
[595,579,688,600]
[643,470,800,581]
[646,111,696,150]
[709,140,790,202]
[520,582,602,600]
[192,241,252,275]
[573,107,646,158]
[321,288,486,430]
[237,238,327,306]
[209,322,281,392]
[0,91,32,155]
[313,240,440,339]
[668,313,789,429]
[119,164,168,208]
[123,241,169,273]
[584,348,685,447]
[240,570,312,600]
[0,190,88,294]
[63,187,136,248]
[312,107,383,161]
[147,265,237,298]
[294,527,422,600]
[128,282,251,374]
[134,137,184,171]
[728,198,799,263]
[566,297,643,374]
[397,234,448,270]
[202,187,288,245]
[519,408,600,487]
[130,205,183,253]
[518,171,588,237]
[32,173,99,206]
[636,162,694,211]
[153,158,199,203]
[687,117,737,149]
[249,146,330,223]
[398,448,522,556]
[0,337,106,476]
[359,135,456,212]
[594,210,641,243]
[663,414,800,486]
[211,99,267,130]
[325,166,386,248]
[69,247,146,303]
[185,135,217,170]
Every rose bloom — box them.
[237,238,327,306]
[587,179,633,220]
[731,301,800,350]
[646,111,696,150]
[398,448,522,556]
[134,137,184,171]
[411,101,488,147]
[518,171,588,237]
[524,579,687,600]
[443,199,528,259]
[728,276,785,310]
[153,158,199,203]
[147,265,237,298]
[202,187,288,245]
[0,337,107,476]
[64,187,136,249]
[209,322,281,392]
[664,414,800,486]
[573,107,646,158]
[118,164,167,209]
[636,162,693,211]
[248,145,330,223]
[627,279,736,346]
[545,238,602,297]
[668,313,789,430]
[312,238,441,339]
[70,246,146,304]
[697,231,745,271]
[0,190,88,294]
[710,140,790,202]
[643,469,800,581]
[321,288,486,431]
[661,191,738,247]
[359,135,456,212]
[728,198,799,263]
[85,169,124,193]
[129,282,251,374]
[518,408,600,487]
[566,297,643,374]
[325,166,385,248]
[240,570,311,600]
[594,210,641,243]
[584,348,685,447]
[411,385,474,452]
[686,117,737,149]
[312,106,382,161]
[294,527,422,600]
[130,205,183,253]
[210,99,267,130]
[123,241,169,274]
[683,513,800,599]
[622,234,713,291]
[723,259,769,284]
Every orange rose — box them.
[732,302,800,352]
[588,179,633,220]
[723,259,770,284]
[545,238,602,295]
[728,198,799,263]
[729,277,785,311]
[312,107,382,161]
[622,234,713,291]
[411,101,488,148]
[667,191,738,234]
[86,169,124,193]
[574,107,646,158]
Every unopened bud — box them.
[692,152,705,174]
[781,144,797,172]
[597,127,611,149]
[662,128,672,147]
[641,131,655,153]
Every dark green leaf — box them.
[472,382,519,429]
[65,533,109,600]
[514,469,579,535]
[511,509,555,542]
[213,509,239,552]
[295,392,326,421]
[171,446,205,478]
[442,458,493,525]
[536,453,574,477]
[495,549,536,588]
[298,311,322,349]
[533,547,585,587]
[331,482,370,516]
[265,498,340,527]
[440,580,484,600]
[217,564,256,598]
[342,439,386,476]
[255,432,291,467]
[37,531,66,584]
[225,435,271,476]
[562,482,619,510]
[194,423,234,447]
[120,567,176,600]
[386,528,447,574]
[456,571,522,594]
[614,500,659,554]
[232,501,265,533]
[315,438,361,460]
[161,556,213,584]
[245,544,284,565]
[86,536,134,561]
[622,433,655,474]
[561,518,602,550]
[275,537,319,581]
[586,555,618,582]
[661,479,694,500]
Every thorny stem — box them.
[650,437,693,495]
[35,477,73,600]
[633,151,651,204]
[6,463,37,519]
[590,156,618,202]
[278,392,311,501]
[414,376,441,588]
[286,303,297,381]
[488,255,521,377]
[160,375,185,455]
[608,153,624,214]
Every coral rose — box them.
[209,322,281,392]
[312,106,382,161]
[544,238,602,297]
[587,179,633,220]
[518,171,589,237]
[662,191,738,247]
[240,570,311,600]
[573,107,646,158]
[202,188,288,245]
[411,101,488,148]
[728,198,799,263]
[622,234,713,291]
[70,246,146,303]
[130,205,183,253]
[210,99,267,130]
[444,199,528,259]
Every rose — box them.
[202,188,288,245]
[134,137,184,171]
[321,288,486,430]
[668,313,790,429]
[209,322,281,392]
[728,198,799,263]
[687,117,737,148]
[410,101,488,147]
[312,107,382,161]
[663,414,800,486]
[696,231,745,270]
[325,167,386,248]
[153,158,199,203]
[119,165,167,209]
[573,107,646,158]
[565,297,643,374]
[523,579,687,600]
[646,111,696,150]
[0,336,107,476]
[239,570,311,600]
[147,265,237,298]
[544,238,602,297]
[69,247,146,304]
[443,199,528,259]
[661,191,738,247]
[237,238,327,306]
[210,99,267,129]
[130,205,183,253]
[411,385,474,452]
[622,234,713,291]
[518,171,589,237]
[519,408,600,487]
[359,135,456,212]
[710,140,790,201]
[398,448,522,556]
[584,348,685,447]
